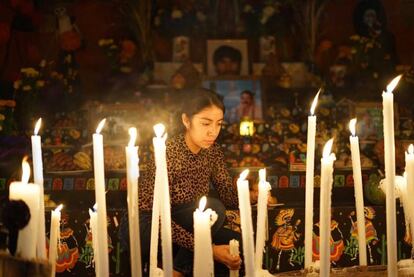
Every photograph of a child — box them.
[207,40,249,76]
[203,79,263,123]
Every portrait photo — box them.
[203,79,263,123]
[207,39,249,76]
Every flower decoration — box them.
[99,38,137,74]
[241,1,282,36]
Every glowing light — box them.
[55,204,64,212]
[34,118,42,135]
[386,75,402,93]
[96,119,106,134]
[322,138,334,158]
[259,168,266,182]
[349,118,357,136]
[310,89,321,115]
[408,144,414,155]
[93,203,97,211]
[198,196,207,212]
[154,123,165,138]
[21,156,30,184]
[128,127,137,147]
[240,169,249,181]
[239,119,254,136]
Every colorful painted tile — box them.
[75,178,86,190]
[44,178,52,190]
[334,175,345,187]
[108,178,119,190]
[52,178,63,190]
[278,176,289,188]
[63,178,74,190]
[290,175,300,188]
[120,178,127,190]
[86,178,95,190]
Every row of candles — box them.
[7,74,411,276]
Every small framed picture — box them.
[172,36,190,62]
[206,39,249,77]
[203,78,263,123]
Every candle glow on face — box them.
[310,89,321,115]
[21,157,30,183]
[96,119,106,134]
[408,144,414,155]
[349,118,357,136]
[323,138,334,158]
[198,196,207,212]
[128,127,137,147]
[240,169,249,180]
[154,123,165,138]
[386,75,402,93]
[34,118,42,135]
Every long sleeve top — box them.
[138,134,238,250]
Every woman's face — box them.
[183,105,224,150]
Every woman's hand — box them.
[212,244,242,270]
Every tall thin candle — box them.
[229,239,240,277]
[382,75,402,276]
[319,139,336,277]
[255,168,271,272]
[405,144,414,257]
[237,169,255,276]
[89,204,100,277]
[31,118,47,259]
[49,204,63,277]
[349,119,367,266]
[92,119,109,276]
[125,127,142,277]
[305,90,320,268]
[9,157,40,259]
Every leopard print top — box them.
[139,134,238,250]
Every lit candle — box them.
[9,157,40,260]
[319,139,336,277]
[305,90,320,268]
[31,118,47,260]
[255,168,271,272]
[193,196,216,276]
[237,169,255,276]
[89,204,100,277]
[125,127,142,277]
[382,75,402,276]
[49,204,63,277]
[92,119,109,276]
[229,239,240,277]
[349,119,367,266]
[405,144,414,257]
[150,123,172,276]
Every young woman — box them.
[138,88,242,276]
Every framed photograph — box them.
[202,78,263,123]
[206,39,249,76]
[172,36,190,62]
[354,102,399,141]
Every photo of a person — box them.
[213,45,242,75]
[203,79,263,123]
[228,90,262,123]
[207,40,249,76]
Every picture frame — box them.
[202,77,263,123]
[206,39,249,77]
[354,102,399,141]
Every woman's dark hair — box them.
[181,88,225,118]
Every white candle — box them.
[150,123,172,276]
[255,168,271,271]
[229,239,240,277]
[349,119,368,266]
[9,157,40,260]
[237,169,255,276]
[382,75,402,276]
[305,90,320,268]
[319,139,336,277]
[49,204,63,277]
[89,204,100,277]
[92,119,109,276]
[125,127,142,277]
[31,118,47,260]
[193,196,216,276]
[405,144,414,257]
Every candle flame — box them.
[198,196,207,212]
[259,168,266,182]
[21,156,30,183]
[240,169,249,180]
[128,127,137,147]
[409,144,414,155]
[34,118,42,135]
[322,138,334,158]
[55,204,63,212]
[310,89,321,115]
[349,118,357,136]
[93,203,97,211]
[386,75,402,93]
[96,119,106,134]
[154,123,165,137]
